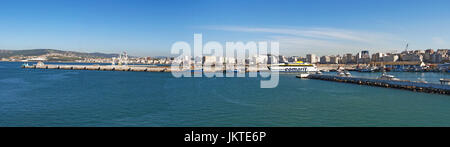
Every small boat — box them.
[21,63,30,68]
[344,70,351,77]
[358,66,378,72]
[337,70,351,77]
[337,70,345,77]
[378,72,400,81]
[296,73,310,78]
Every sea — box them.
[1,61,450,126]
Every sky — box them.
[0,0,449,56]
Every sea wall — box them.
[307,74,450,95]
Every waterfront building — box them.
[306,54,318,64]
[373,61,426,72]
[320,56,330,64]
[288,56,300,63]
[424,49,434,63]
[225,57,236,64]
[357,50,371,64]
[341,53,355,64]
[329,56,340,64]
[253,56,268,64]
[382,54,399,62]
[266,55,278,64]
[401,54,423,62]
[203,56,217,65]
[278,55,288,63]
[371,52,385,62]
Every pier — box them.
[306,74,450,95]
[440,79,450,85]
[22,64,174,72]
[21,63,270,73]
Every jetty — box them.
[305,74,450,95]
[440,78,450,85]
[21,62,270,73]
[21,63,174,72]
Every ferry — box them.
[268,61,318,72]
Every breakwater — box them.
[22,64,173,72]
[307,74,450,95]
[21,63,270,72]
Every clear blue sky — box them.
[1,0,449,56]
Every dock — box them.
[306,74,450,95]
[21,63,270,73]
[440,78,450,85]
[22,64,174,72]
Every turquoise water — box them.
[1,62,450,126]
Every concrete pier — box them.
[306,74,450,95]
[22,64,173,72]
[22,63,270,73]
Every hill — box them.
[0,49,119,58]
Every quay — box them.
[22,63,174,72]
[21,63,270,73]
[306,74,450,95]
[440,79,450,85]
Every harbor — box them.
[3,61,450,127]
[22,61,450,96]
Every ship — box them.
[268,61,318,72]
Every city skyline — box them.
[1,0,449,56]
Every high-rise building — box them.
[306,54,317,64]
[357,50,371,64]
[371,52,385,62]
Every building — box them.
[320,56,330,64]
[356,50,371,64]
[373,61,425,72]
[225,57,236,64]
[278,55,288,63]
[202,56,217,65]
[424,49,434,63]
[267,55,278,64]
[382,54,399,62]
[252,55,268,64]
[288,56,300,62]
[342,53,355,64]
[306,54,318,64]
[401,54,423,62]
[371,52,385,62]
[329,56,339,64]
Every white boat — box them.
[378,72,400,81]
[296,73,310,78]
[337,70,352,77]
[269,61,318,73]
[344,71,351,76]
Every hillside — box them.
[0,49,119,58]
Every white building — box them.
[306,54,318,64]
